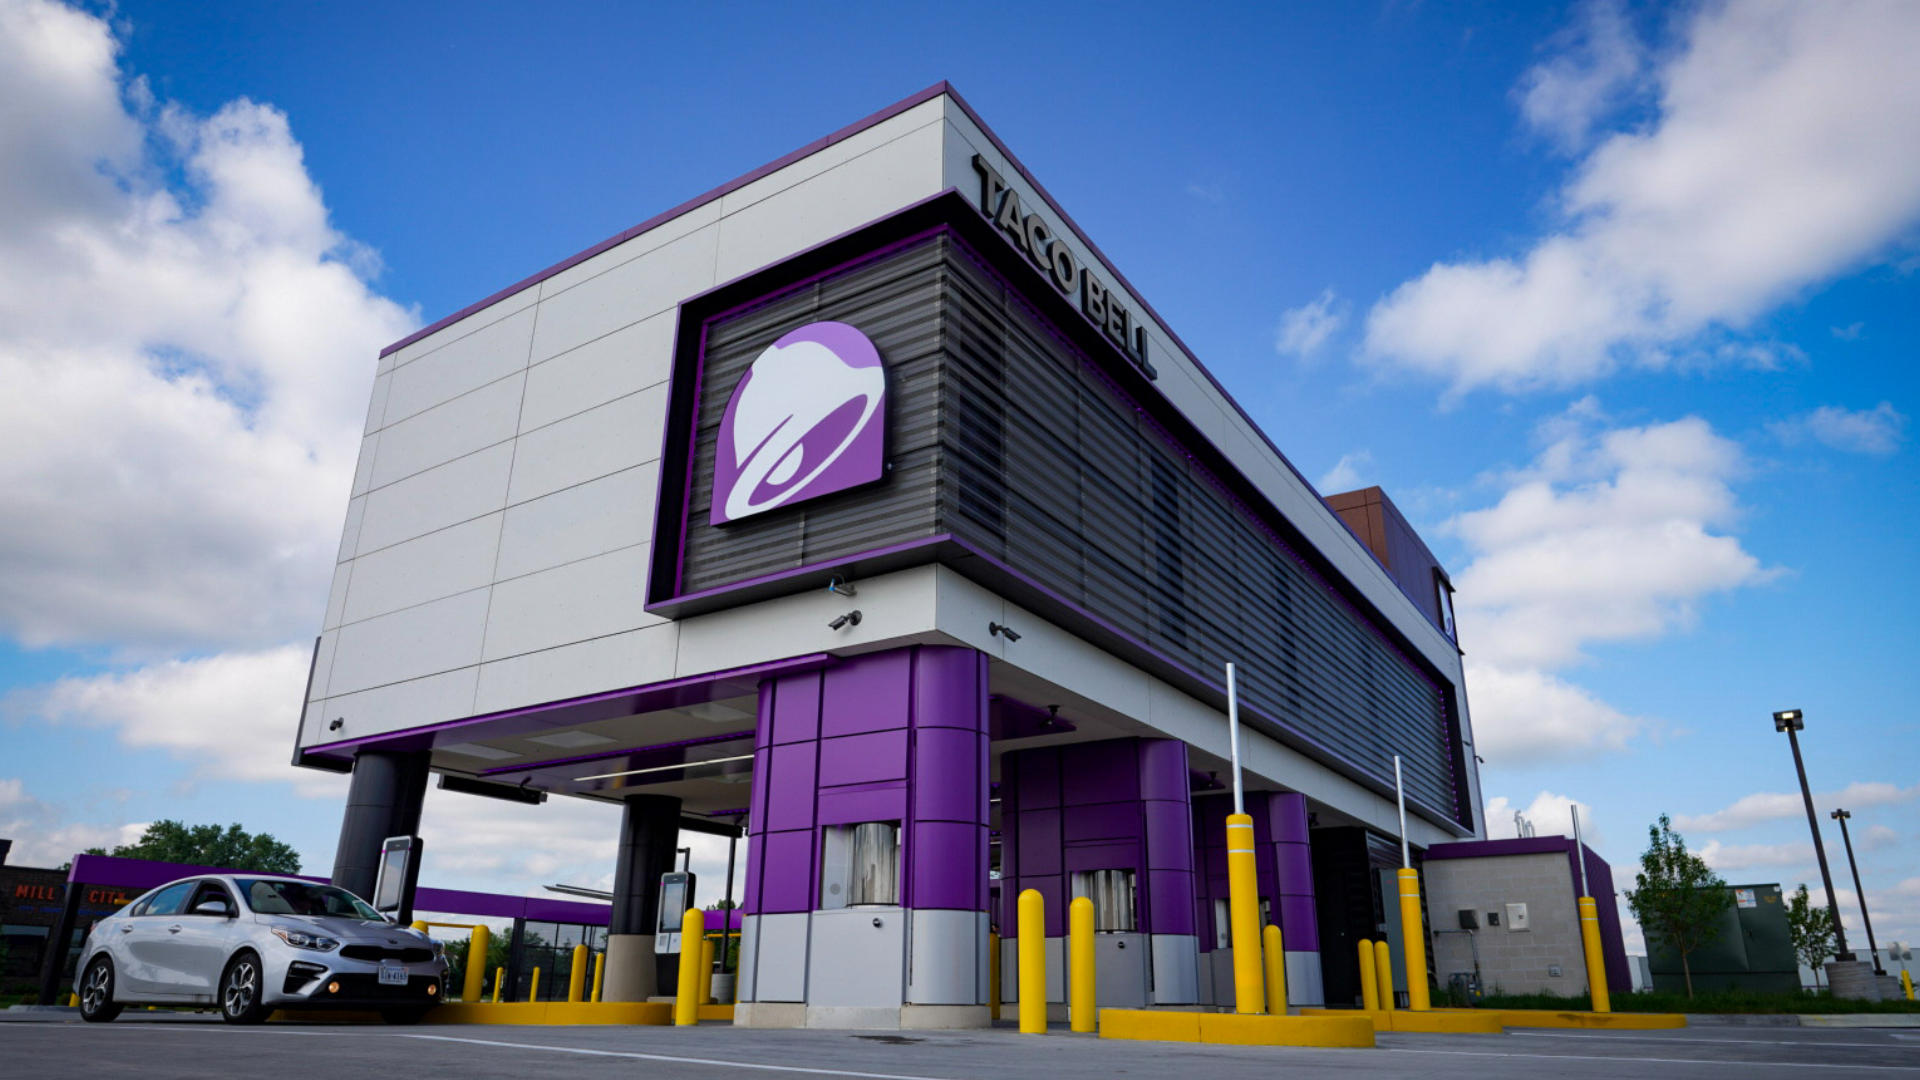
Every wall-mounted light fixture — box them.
[827,576,857,598]
[989,622,1021,642]
[829,610,863,631]
[328,718,344,732]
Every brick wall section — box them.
[1423,852,1589,997]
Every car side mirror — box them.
[193,900,232,917]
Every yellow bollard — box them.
[591,951,605,1003]
[1356,938,1379,1011]
[1226,813,1266,1014]
[1263,923,1287,1014]
[411,920,429,933]
[1577,896,1611,1013]
[674,909,703,1026]
[698,936,716,1005]
[1396,868,1430,1011]
[1373,940,1396,1012]
[1017,889,1046,1034]
[1901,969,1913,1001]
[989,930,1001,1020]
[463,925,490,1003]
[491,967,503,1003]
[68,993,78,1007]
[528,967,541,1003]
[568,943,588,1003]
[1069,896,1096,1033]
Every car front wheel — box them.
[219,950,269,1025]
[78,956,122,1023]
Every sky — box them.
[1,0,1916,961]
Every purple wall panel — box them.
[741,644,988,920]
[1147,869,1197,936]
[820,650,911,737]
[1062,740,1138,805]
[1016,809,1063,875]
[1010,750,1061,809]
[913,726,981,822]
[816,784,907,826]
[817,730,909,787]
[1063,842,1137,872]
[1138,739,1189,802]
[1064,802,1137,842]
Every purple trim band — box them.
[379,84,953,359]
[304,653,833,759]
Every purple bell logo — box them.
[710,321,886,524]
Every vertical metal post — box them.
[1226,663,1244,815]
[1832,812,1883,973]
[1786,725,1852,960]
[722,822,739,974]
[1572,806,1591,895]
[1224,662,1264,1013]
[1573,805,1610,1012]
[35,877,83,1005]
[1392,756,1429,1010]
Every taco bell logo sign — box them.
[710,321,886,525]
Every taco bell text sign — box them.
[710,321,886,524]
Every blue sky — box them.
[1,0,1915,957]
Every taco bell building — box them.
[297,83,1485,1029]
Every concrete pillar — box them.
[603,793,682,1002]
[330,749,430,903]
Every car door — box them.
[152,880,240,1000]
[118,880,195,997]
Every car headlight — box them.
[270,927,341,951]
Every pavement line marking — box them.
[1381,1048,1920,1072]
[394,1034,983,1080]
[1509,1032,1920,1050]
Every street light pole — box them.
[1773,709,1852,961]
[1831,809,1883,974]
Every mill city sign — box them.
[972,155,1158,380]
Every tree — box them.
[1627,814,1732,998]
[91,820,301,874]
[1786,883,1836,989]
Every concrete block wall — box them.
[1423,851,1588,997]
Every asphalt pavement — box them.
[4,1011,1919,1079]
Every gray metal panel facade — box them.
[676,233,1462,821]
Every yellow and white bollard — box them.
[674,909,703,1026]
[1069,896,1096,1033]
[463,925,490,1003]
[1226,813,1266,1014]
[1356,938,1379,1011]
[1018,889,1046,1034]
[1372,940,1395,1012]
[568,943,589,1003]
[1396,868,1430,1011]
[1578,896,1611,1012]
[1263,923,1287,1015]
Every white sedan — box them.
[75,874,448,1024]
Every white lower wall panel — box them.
[317,665,480,743]
[493,465,657,582]
[340,513,503,626]
[519,312,674,433]
[505,386,667,507]
[480,543,659,662]
[356,443,514,556]
[327,587,492,696]
[471,622,679,716]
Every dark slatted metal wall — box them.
[678,234,1460,820]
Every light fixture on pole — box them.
[1830,809,1884,975]
[1773,709,1852,961]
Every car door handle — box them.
[119,925,133,934]
[167,924,183,934]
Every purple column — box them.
[1001,737,1194,936]
[740,645,989,919]
[1263,792,1320,951]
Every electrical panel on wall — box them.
[1505,902,1530,932]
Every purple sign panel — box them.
[710,321,886,525]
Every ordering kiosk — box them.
[371,835,423,924]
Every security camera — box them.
[328,718,344,731]
[829,610,863,631]
[989,622,1021,642]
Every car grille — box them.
[339,945,434,963]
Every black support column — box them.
[604,793,682,1001]
[330,749,431,903]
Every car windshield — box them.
[239,879,382,920]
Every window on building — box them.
[1435,572,1457,644]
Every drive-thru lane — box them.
[2,1014,1918,1079]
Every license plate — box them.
[378,963,408,986]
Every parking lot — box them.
[3,1013,1919,1080]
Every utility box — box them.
[1646,883,1797,994]
[1422,837,1629,998]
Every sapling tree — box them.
[1627,814,1732,998]
[1786,883,1837,990]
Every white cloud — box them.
[1770,402,1908,455]
[1363,0,1920,396]
[0,776,147,868]
[4,644,345,798]
[1675,781,1920,833]
[1484,790,1603,848]
[1319,450,1372,492]
[0,0,414,653]
[1275,288,1345,359]
[1699,838,1815,872]
[1860,824,1901,852]
[1517,0,1646,152]
[1449,404,1770,764]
